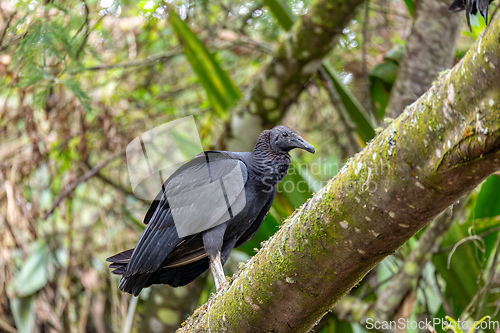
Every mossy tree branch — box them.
[317,194,474,331]
[180,17,500,333]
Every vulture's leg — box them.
[202,223,228,290]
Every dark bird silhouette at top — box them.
[448,0,494,31]
[107,125,315,295]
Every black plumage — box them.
[448,0,494,31]
[107,125,315,295]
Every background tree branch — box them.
[386,0,463,118]
[227,0,364,151]
[179,16,500,332]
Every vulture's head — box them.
[269,125,315,154]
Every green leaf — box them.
[9,241,50,297]
[318,315,354,333]
[63,78,91,112]
[403,0,415,17]
[323,63,376,142]
[470,176,500,304]
[278,165,314,208]
[370,60,399,119]
[263,0,296,30]
[370,61,399,83]
[474,175,500,219]
[17,20,42,69]
[295,160,323,193]
[431,187,500,324]
[468,215,500,235]
[370,79,390,119]
[385,45,405,64]
[169,10,242,117]
[10,295,36,333]
[45,20,74,59]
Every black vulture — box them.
[448,0,494,31]
[107,125,315,295]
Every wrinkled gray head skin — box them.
[269,125,316,154]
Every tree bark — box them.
[386,0,463,118]
[179,17,500,333]
[227,0,364,151]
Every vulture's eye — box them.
[282,132,288,137]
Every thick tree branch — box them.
[318,195,474,331]
[179,16,500,333]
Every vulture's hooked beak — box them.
[291,134,316,154]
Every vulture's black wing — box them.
[120,152,248,280]
[235,188,276,248]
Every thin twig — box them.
[94,172,136,198]
[72,0,89,42]
[43,149,126,219]
[1,215,23,250]
[79,52,182,72]
[477,229,500,317]
[0,318,17,333]
[75,11,102,61]
[75,36,270,74]
[447,235,484,269]
[239,3,264,32]
[433,269,453,316]
[0,10,17,47]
